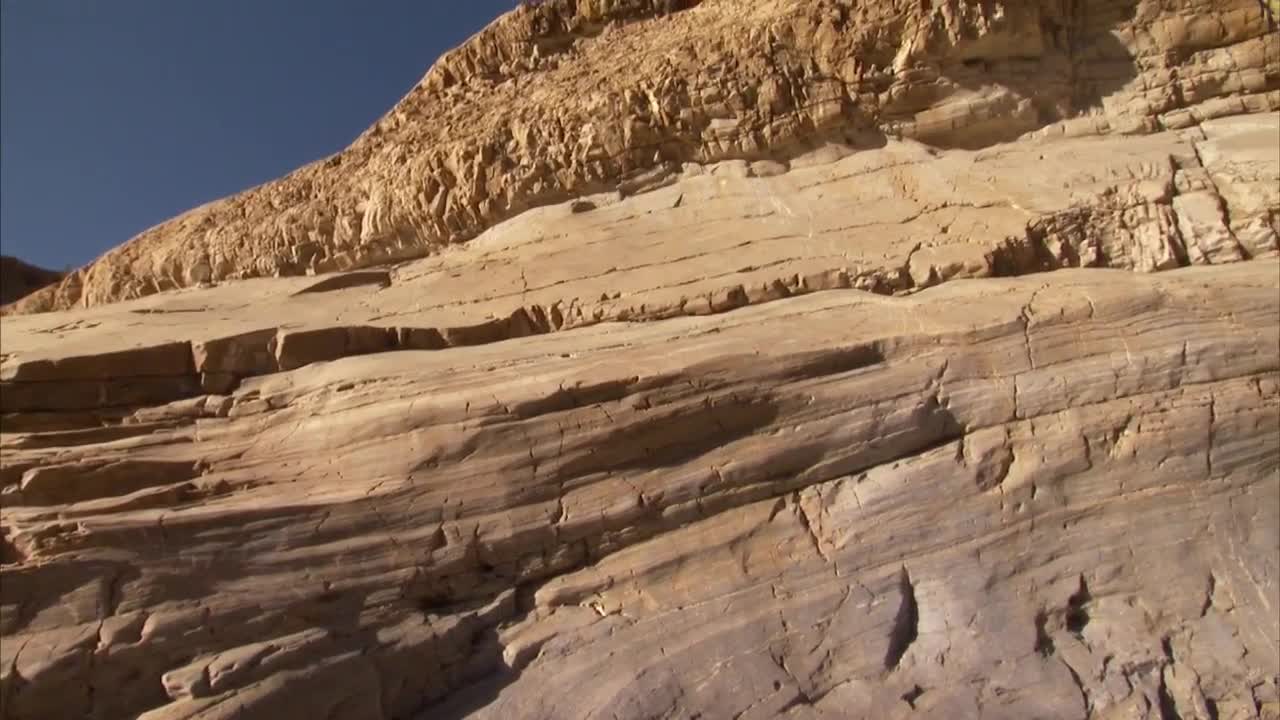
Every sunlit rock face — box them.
[1,1,1277,719]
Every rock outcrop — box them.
[1,1,1278,719]
[2,261,1278,719]
[0,258,62,306]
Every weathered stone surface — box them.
[15,460,201,507]
[0,342,193,383]
[0,375,202,414]
[0,3,1277,719]
[2,112,1276,387]
[192,330,278,377]
[1,261,1277,719]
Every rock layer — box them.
[7,0,1279,313]
[1,263,1277,719]
[1,112,1276,399]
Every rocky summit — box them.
[1,1,1277,719]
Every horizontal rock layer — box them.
[2,112,1276,419]
[7,0,1279,313]
[1,261,1277,719]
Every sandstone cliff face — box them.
[7,0,1278,313]
[1,2,1278,720]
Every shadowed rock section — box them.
[884,568,919,671]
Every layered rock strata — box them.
[1,112,1276,421]
[1,262,1277,719]
[1,1,1278,719]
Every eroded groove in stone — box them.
[884,567,919,671]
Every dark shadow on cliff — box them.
[410,627,515,720]
[0,560,140,633]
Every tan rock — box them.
[0,3,1277,719]
[2,260,1276,719]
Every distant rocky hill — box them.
[0,256,62,306]
[0,2,1277,719]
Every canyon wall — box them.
[1,1,1278,719]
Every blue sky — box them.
[1,1,514,270]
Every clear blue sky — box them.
[1,1,514,270]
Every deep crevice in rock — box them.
[1034,608,1055,657]
[884,567,919,671]
[902,684,926,708]
[1065,575,1091,638]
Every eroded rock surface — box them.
[2,264,1277,719]
[1,1,1278,719]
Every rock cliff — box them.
[1,1,1278,719]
